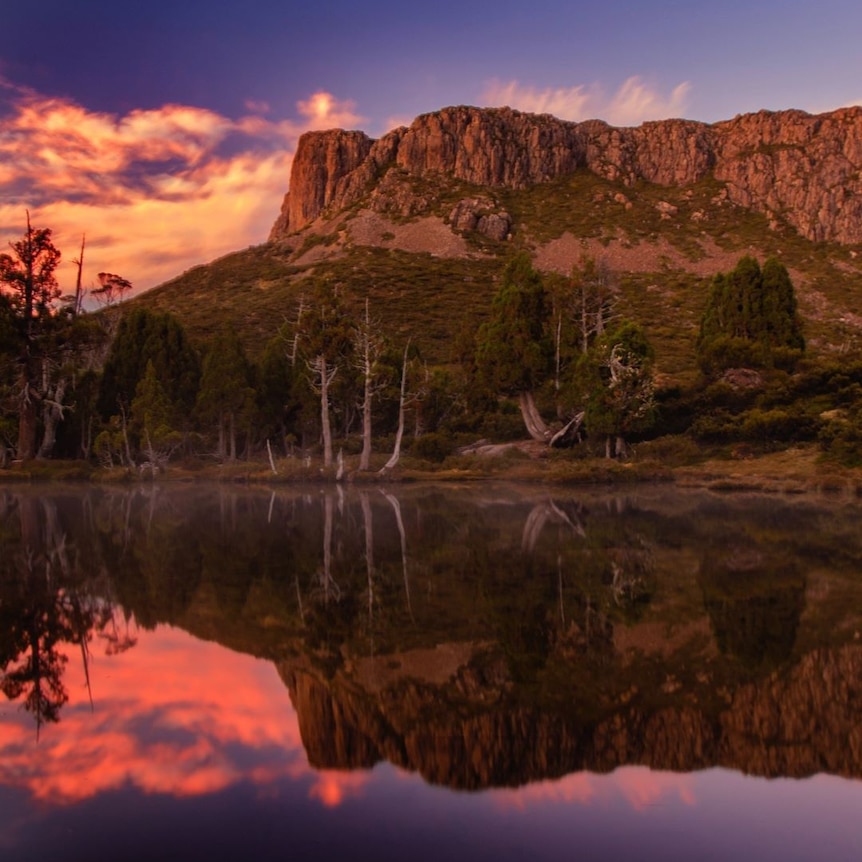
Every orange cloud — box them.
[482,76,691,126]
[0,83,366,296]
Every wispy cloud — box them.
[0,80,365,295]
[482,76,691,126]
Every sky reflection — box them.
[1,619,862,861]
[0,622,358,806]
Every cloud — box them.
[296,92,365,130]
[0,84,366,295]
[482,76,692,126]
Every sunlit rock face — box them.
[270,105,862,245]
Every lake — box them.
[1,482,861,861]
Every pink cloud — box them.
[0,84,366,295]
[482,76,691,126]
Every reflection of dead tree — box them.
[360,492,375,627]
[608,537,655,609]
[381,490,412,621]
[98,609,139,656]
[521,499,586,554]
[359,491,380,651]
[310,494,341,605]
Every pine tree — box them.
[0,214,62,459]
[98,307,200,424]
[196,330,255,461]
[698,256,804,374]
[475,253,554,441]
[583,321,656,458]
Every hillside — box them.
[134,104,862,385]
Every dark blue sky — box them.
[5,0,861,128]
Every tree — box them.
[0,213,62,459]
[566,254,619,357]
[476,254,554,441]
[130,360,182,468]
[698,256,804,374]
[98,307,199,424]
[257,335,303,455]
[293,284,354,467]
[91,271,132,307]
[354,298,387,471]
[196,330,255,461]
[583,321,656,458]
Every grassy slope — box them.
[131,168,862,381]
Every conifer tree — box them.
[475,253,554,441]
[0,214,62,459]
[698,256,804,374]
[196,330,254,461]
[98,307,199,424]
[582,321,656,458]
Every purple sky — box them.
[2,0,860,295]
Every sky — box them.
[1,0,861,298]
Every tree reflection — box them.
[0,494,119,735]
[699,545,806,668]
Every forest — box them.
[1,216,861,474]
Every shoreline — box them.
[2,444,860,497]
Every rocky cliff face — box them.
[270,104,862,245]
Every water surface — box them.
[1,483,861,861]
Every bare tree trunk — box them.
[359,298,374,471]
[360,360,373,470]
[17,368,38,461]
[72,234,86,316]
[119,405,134,468]
[313,356,337,468]
[517,391,552,442]
[381,341,410,472]
[217,415,226,461]
[37,377,67,459]
[554,312,562,391]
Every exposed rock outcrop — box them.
[270,104,862,246]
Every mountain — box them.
[271,104,862,245]
[137,104,862,379]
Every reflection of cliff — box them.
[282,642,862,789]
[6,484,862,787]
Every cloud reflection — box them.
[492,766,696,812]
[0,624,368,808]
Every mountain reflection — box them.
[1,484,861,792]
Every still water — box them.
[1,482,861,861]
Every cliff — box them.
[270,104,862,246]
